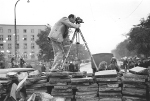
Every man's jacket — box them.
[48,17,79,42]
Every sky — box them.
[1,0,150,54]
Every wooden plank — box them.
[96,78,118,82]
[99,87,121,92]
[123,73,148,79]
[122,96,147,101]
[99,83,119,88]
[71,77,94,83]
[99,98,122,101]
[123,84,146,89]
[95,70,117,78]
[77,87,98,92]
[129,66,148,75]
[49,78,71,83]
[122,88,146,97]
[0,68,34,74]
[122,77,145,83]
[76,91,97,95]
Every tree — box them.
[0,52,5,61]
[126,14,150,57]
[111,39,136,59]
[36,27,54,62]
[68,44,90,61]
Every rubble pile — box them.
[95,70,122,101]
[0,74,10,100]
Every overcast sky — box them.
[1,0,150,54]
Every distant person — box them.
[41,64,46,72]
[11,57,15,68]
[98,61,107,71]
[107,57,121,73]
[20,57,25,68]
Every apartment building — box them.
[0,24,46,61]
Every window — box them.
[31,43,35,49]
[8,43,12,49]
[31,29,34,33]
[23,35,27,41]
[0,28,3,33]
[16,43,19,49]
[24,43,27,49]
[17,35,19,41]
[31,35,34,41]
[8,29,11,33]
[0,35,3,41]
[8,35,11,41]
[0,44,4,49]
[8,52,12,58]
[23,52,28,58]
[31,52,35,59]
[23,29,27,33]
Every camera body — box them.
[75,17,84,24]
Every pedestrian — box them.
[48,14,81,72]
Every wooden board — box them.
[71,77,94,83]
[122,77,145,83]
[99,98,122,101]
[123,73,148,79]
[0,68,34,74]
[95,70,117,78]
[99,87,121,92]
[96,78,118,82]
[122,96,147,101]
[49,78,71,83]
[123,84,146,89]
[76,91,97,95]
[122,88,146,97]
[129,66,148,75]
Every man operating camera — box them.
[48,14,81,72]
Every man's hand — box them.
[77,24,81,28]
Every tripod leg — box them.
[78,29,98,72]
[61,31,77,70]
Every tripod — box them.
[61,28,98,72]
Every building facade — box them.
[0,24,46,61]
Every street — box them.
[80,62,93,73]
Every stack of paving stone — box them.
[71,72,99,101]
[26,71,47,98]
[122,72,148,101]
[0,74,11,100]
[48,72,73,101]
[95,70,122,101]
[147,66,150,101]
[26,75,47,97]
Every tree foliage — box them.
[111,40,136,59]
[0,52,5,61]
[126,14,150,57]
[36,27,54,62]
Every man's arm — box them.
[61,17,80,28]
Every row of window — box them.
[0,43,35,49]
[0,35,35,41]
[0,28,41,33]
[8,52,36,59]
